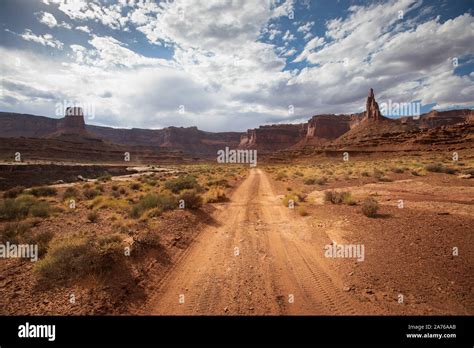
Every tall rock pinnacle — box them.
[365,88,382,121]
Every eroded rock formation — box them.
[365,88,382,121]
[239,124,307,151]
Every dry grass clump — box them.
[204,187,228,203]
[35,233,124,282]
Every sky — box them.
[0,0,473,132]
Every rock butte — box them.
[0,88,473,156]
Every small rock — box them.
[224,307,228,313]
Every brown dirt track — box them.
[144,168,374,315]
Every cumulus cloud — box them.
[37,11,72,29]
[2,0,473,132]
[19,29,64,49]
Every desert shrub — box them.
[0,221,30,243]
[303,178,316,185]
[83,188,100,200]
[179,190,203,209]
[464,168,474,176]
[35,234,124,282]
[443,167,457,175]
[324,191,353,205]
[29,186,57,197]
[294,171,304,177]
[164,175,199,193]
[130,193,177,218]
[30,201,51,218]
[119,187,127,195]
[3,186,25,199]
[361,197,379,217]
[111,185,119,191]
[425,163,443,172]
[1,221,53,256]
[297,207,308,216]
[63,187,79,200]
[111,190,121,199]
[342,192,356,205]
[95,184,105,192]
[411,170,421,176]
[391,167,405,173]
[130,183,141,191]
[361,171,370,177]
[275,172,288,181]
[425,163,456,174]
[97,175,112,182]
[373,169,384,179]
[282,194,299,207]
[87,210,99,223]
[0,195,49,221]
[378,176,393,182]
[206,178,229,187]
[204,187,227,203]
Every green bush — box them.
[130,193,177,218]
[164,175,199,193]
[0,195,49,221]
[361,197,379,217]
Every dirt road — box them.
[147,168,370,315]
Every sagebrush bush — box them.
[87,210,99,223]
[204,187,227,203]
[30,201,51,218]
[29,186,57,197]
[425,163,456,174]
[324,191,354,205]
[1,221,53,256]
[0,195,50,221]
[164,175,199,193]
[3,186,25,199]
[361,197,379,217]
[63,187,79,200]
[35,234,124,282]
[275,172,288,181]
[130,193,177,218]
[179,190,203,209]
[83,188,100,200]
[282,194,299,207]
